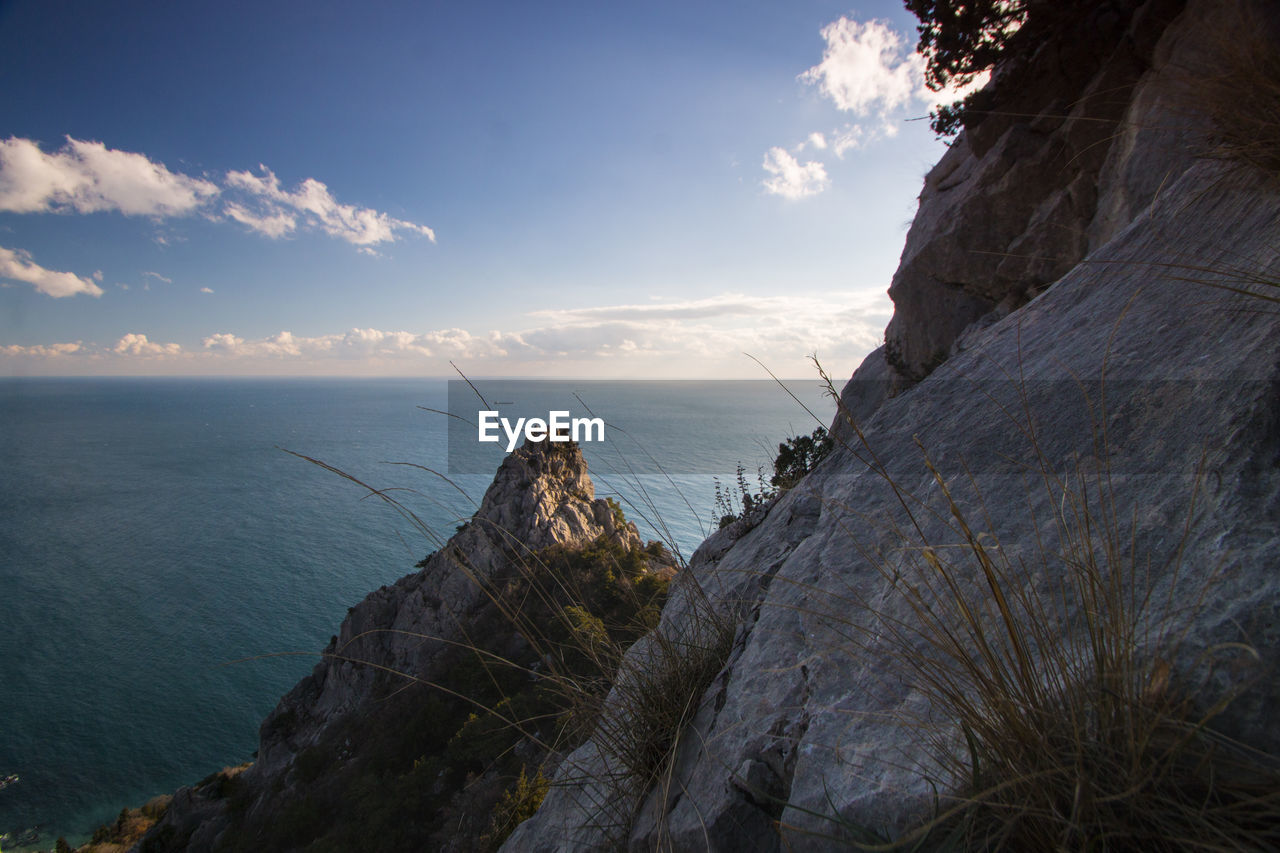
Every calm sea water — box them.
[0,377,831,848]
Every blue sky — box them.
[0,0,964,378]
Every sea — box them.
[0,376,833,849]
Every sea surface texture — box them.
[0,377,828,847]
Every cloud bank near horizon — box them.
[0,291,889,378]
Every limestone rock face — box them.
[515,169,1280,853]
[251,439,639,776]
[883,0,1189,386]
[145,439,639,852]
[827,343,890,444]
[507,1,1280,848]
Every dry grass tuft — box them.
[593,587,735,796]
[890,453,1279,850]
[1180,1,1280,181]
[483,766,551,848]
[797,358,1280,851]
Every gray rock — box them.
[508,1,1280,848]
[517,165,1280,853]
[884,0,1187,386]
[143,439,641,851]
[251,439,640,776]
[827,345,891,444]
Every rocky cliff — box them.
[508,0,1280,849]
[882,0,1191,386]
[141,439,670,852]
[138,0,1280,849]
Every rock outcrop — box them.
[507,0,1280,848]
[142,440,651,852]
[883,0,1190,386]
[140,1,1280,849]
[254,438,640,780]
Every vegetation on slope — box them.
[136,531,672,853]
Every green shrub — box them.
[715,426,833,528]
[770,426,833,490]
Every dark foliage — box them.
[906,0,1026,135]
[906,0,1027,91]
[208,534,672,852]
[906,0,1108,135]
[716,427,833,528]
[770,426,834,490]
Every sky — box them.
[0,0,971,379]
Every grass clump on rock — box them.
[809,359,1280,852]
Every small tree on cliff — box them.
[770,426,834,491]
[908,0,1026,88]
[907,0,1101,135]
[906,0,1027,134]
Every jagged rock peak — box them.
[469,438,639,554]
[139,437,645,852]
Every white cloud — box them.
[142,271,172,284]
[0,136,218,216]
[764,16,994,193]
[761,16,944,194]
[250,330,304,357]
[200,286,214,294]
[192,292,890,372]
[200,327,517,361]
[202,330,305,358]
[113,333,182,357]
[761,148,829,199]
[0,137,434,251]
[0,246,103,298]
[831,125,867,156]
[531,292,776,323]
[224,166,435,246]
[201,333,243,351]
[517,290,889,370]
[224,201,296,239]
[800,18,923,117]
[801,15,992,124]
